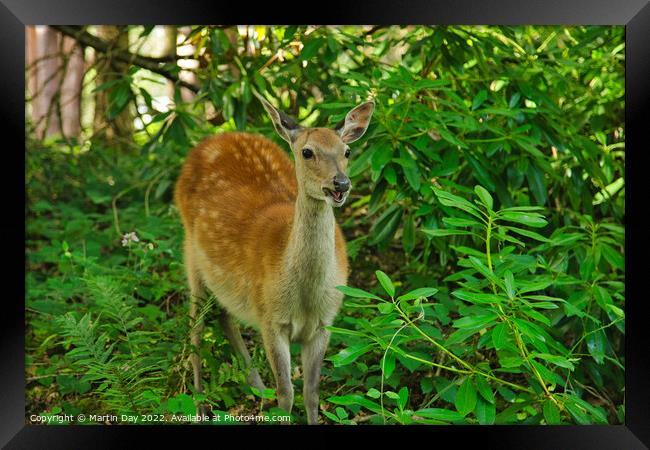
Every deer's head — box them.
[258,94,374,207]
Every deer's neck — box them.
[283,190,336,289]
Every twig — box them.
[52,25,200,93]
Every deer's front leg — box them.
[301,327,330,425]
[262,326,293,415]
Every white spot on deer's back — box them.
[207,148,220,162]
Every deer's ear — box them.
[256,92,301,144]
[336,101,374,144]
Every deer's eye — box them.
[302,148,314,159]
[344,148,351,158]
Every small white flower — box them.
[121,232,140,247]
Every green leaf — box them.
[474,185,493,210]
[520,307,551,326]
[442,217,481,227]
[564,398,591,425]
[455,378,477,416]
[543,399,561,424]
[420,378,434,394]
[403,164,421,192]
[593,286,614,309]
[281,26,297,44]
[475,396,496,424]
[568,396,609,424]
[530,360,564,386]
[330,344,375,367]
[467,256,505,289]
[452,290,506,305]
[398,387,409,410]
[499,206,545,212]
[167,394,195,415]
[375,270,395,297]
[438,128,469,149]
[526,164,548,205]
[397,287,439,301]
[586,324,606,364]
[513,318,546,343]
[491,322,510,350]
[327,394,383,414]
[453,314,498,330]
[503,226,550,242]
[367,388,381,399]
[402,214,416,253]
[504,270,515,299]
[369,205,403,245]
[300,37,325,60]
[433,188,483,219]
[532,353,575,371]
[422,228,475,237]
[385,391,400,401]
[600,243,624,270]
[107,82,132,119]
[475,376,495,404]
[377,302,394,314]
[371,142,393,172]
[466,154,496,191]
[336,285,383,301]
[383,351,396,378]
[472,89,488,110]
[415,408,465,422]
[499,211,548,228]
[446,327,481,346]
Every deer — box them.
[174,92,374,424]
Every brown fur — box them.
[175,132,348,328]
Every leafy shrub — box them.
[326,186,623,424]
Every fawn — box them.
[174,93,374,424]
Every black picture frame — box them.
[4,1,648,448]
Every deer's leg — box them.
[262,326,293,415]
[188,280,205,395]
[301,328,330,425]
[217,309,266,391]
[185,239,208,413]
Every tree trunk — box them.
[31,25,62,139]
[60,36,84,138]
[26,26,38,106]
[27,26,85,141]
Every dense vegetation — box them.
[26,25,625,425]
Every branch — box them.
[51,25,200,93]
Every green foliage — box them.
[326,185,623,424]
[26,25,623,424]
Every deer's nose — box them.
[333,174,350,192]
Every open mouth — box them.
[323,188,345,203]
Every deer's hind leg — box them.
[217,309,266,391]
[185,237,209,413]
